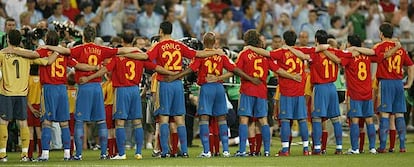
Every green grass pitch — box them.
[3,133,414,167]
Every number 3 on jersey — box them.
[125,61,136,80]
[253,59,264,78]
[162,51,182,71]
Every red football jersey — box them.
[236,49,280,99]
[189,54,236,85]
[147,39,197,81]
[37,48,77,84]
[70,43,118,83]
[270,48,306,96]
[374,41,413,80]
[309,48,351,84]
[341,54,376,100]
[106,57,157,87]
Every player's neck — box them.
[161,35,172,41]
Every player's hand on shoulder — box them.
[216,49,225,56]
[293,74,302,82]
[251,77,262,85]
[1,47,15,54]
[79,77,89,85]
[206,74,219,83]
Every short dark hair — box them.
[315,30,328,44]
[273,35,281,39]
[203,32,216,48]
[379,23,393,38]
[74,14,84,24]
[243,5,251,14]
[46,30,59,46]
[8,29,21,46]
[52,2,62,11]
[330,16,341,27]
[347,35,362,47]
[243,29,260,47]
[159,21,172,35]
[122,31,136,44]
[283,30,297,46]
[222,8,232,16]
[309,9,318,15]
[5,17,15,24]
[83,25,96,43]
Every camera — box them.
[21,27,48,49]
[52,21,82,39]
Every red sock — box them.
[171,133,178,155]
[108,138,114,156]
[70,139,74,156]
[288,135,292,153]
[28,140,34,158]
[255,134,262,153]
[389,130,396,150]
[359,132,365,151]
[322,131,328,151]
[37,139,42,157]
[214,135,220,154]
[209,134,214,153]
[248,137,256,153]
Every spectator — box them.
[400,6,414,51]
[0,18,16,49]
[47,2,69,30]
[122,0,141,34]
[62,0,80,22]
[214,8,241,42]
[169,0,186,22]
[136,0,163,39]
[392,0,409,28]
[35,0,53,19]
[380,0,396,22]
[311,0,328,13]
[165,9,184,39]
[1,0,26,29]
[193,6,214,40]
[80,1,98,26]
[297,31,309,46]
[96,0,120,42]
[241,5,256,34]
[275,12,294,36]
[230,0,244,22]
[292,0,310,34]
[328,16,352,44]
[268,34,283,50]
[74,14,86,33]
[300,9,324,42]
[320,2,337,30]
[186,0,202,31]
[207,0,229,19]
[336,0,350,22]
[27,0,43,28]
[254,0,273,39]
[346,0,367,41]
[367,0,385,42]
[19,12,32,29]
[273,0,293,22]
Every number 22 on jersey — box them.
[162,51,182,71]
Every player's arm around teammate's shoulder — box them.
[243,45,271,57]
[322,49,341,64]
[1,46,40,58]
[31,51,59,65]
[41,45,70,55]
[195,49,225,58]
[118,47,148,60]
[283,45,310,60]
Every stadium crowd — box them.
[0,0,414,162]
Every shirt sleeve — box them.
[373,44,385,60]
[70,45,82,60]
[269,49,283,60]
[222,56,236,72]
[179,42,197,59]
[105,58,117,72]
[32,58,48,65]
[268,59,280,72]
[188,58,202,72]
[335,49,352,58]
[402,50,414,66]
[143,60,157,70]
[146,45,158,61]
[66,57,78,67]
[297,47,315,54]
[102,46,118,59]
[235,52,245,69]
[340,56,351,67]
